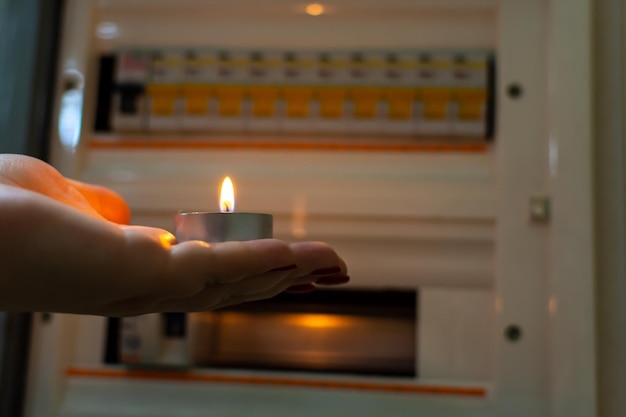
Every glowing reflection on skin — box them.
[159,232,177,248]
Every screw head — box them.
[505,324,522,342]
[41,312,53,323]
[507,83,523,99]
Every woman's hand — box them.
[0,154,348,316]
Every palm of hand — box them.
[0,155,348,316]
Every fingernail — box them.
[311,266,341,275]
[285,284,316,293]
[270,264,298,272]
[314,275,350,285]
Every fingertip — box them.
[287,240,347,275]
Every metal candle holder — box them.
[174,211,273,243]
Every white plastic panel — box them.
[546,0,596,415]
[419,288,494,381]
[59,376,492,417]
[94,0,497,51]
[81,148,496,219]
[493,0,551,414]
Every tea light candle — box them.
[161,177,272,368]
[174,176,273,243]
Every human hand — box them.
[0,154,348,316]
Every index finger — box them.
[169,238,297,286]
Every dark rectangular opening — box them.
[106,288,418,378]
[192,288,418,377]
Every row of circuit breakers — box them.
[95,48,495,139]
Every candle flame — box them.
[220,176,235,213]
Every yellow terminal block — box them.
[282,87,314,118]
[318,87,348,119]
[453,88,487,120]
[147,84,181,116]
[249,86,279,118]
[182,85,212,115]
[351,87,382,119]
[419,88,453,120]
[215,86,245,117]
[384,88,415,120]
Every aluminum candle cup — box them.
[174,212,273,243]
[161,211,271,369]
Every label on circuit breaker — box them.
[159,313,190,366]
[111,50,150,132]
[415,51,455,136]
[348,51,385,86]
[379,51,418,135]
[215,50,249,85]
[151,51,185,84]
[184,50,217,83]
[120,315,161,365]
[179,51,216,130]
[210,50,249,132]
[278,51,318,134]
[383,51,416,87]
[283,51,318,85]
[116,50,151,83]
[146,51,184,131]
[246,50,282,132]
[343,51,386,134]
[248,50,283,85]
[305,59,350,131]
[450,51,490,137]
[317,51,351,86]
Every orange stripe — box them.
[88,140,488,153]
[66,367,487,398]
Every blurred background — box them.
[0,0,623,416]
